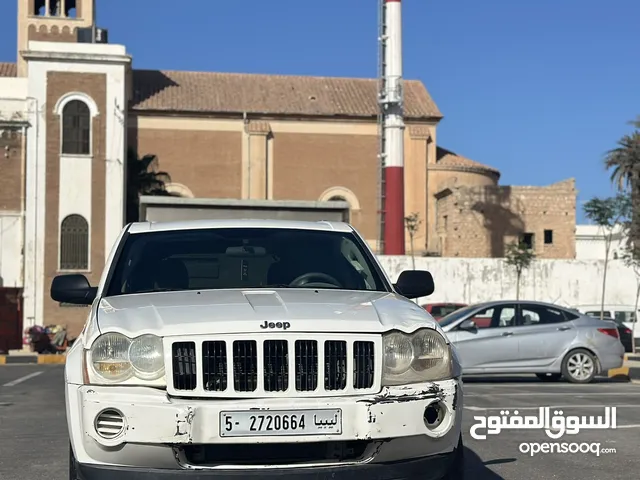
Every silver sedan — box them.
[439,300,625,383]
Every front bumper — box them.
[76,453,458,480]
[68,378,462,473]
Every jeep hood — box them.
[95,289,439,337]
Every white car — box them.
[53,219,464,480]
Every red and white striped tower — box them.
[381,0,405,254]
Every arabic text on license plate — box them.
[220,409,342,437]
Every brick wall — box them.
[0,130,23,212]
[436,179,576,259]
[43,72,107,336]
[133,128,242,199]
[272,132,378,240]
[27,24,77,43]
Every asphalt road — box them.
[0,366,639,480]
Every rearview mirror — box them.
[393,270,435,299]
[50,274,97,306]
[225,245,267,257]
[459,319,477,331]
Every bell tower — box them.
[17,0,95,76]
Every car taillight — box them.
[624,328,632,335]
[597,328,619,339]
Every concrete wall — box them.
[576,224,627,260]
[378,256,638,308]
[0,213,23,288]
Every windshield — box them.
[438,304,481,327]
[105,227,390,297]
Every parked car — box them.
[568,309,634,353]
[52,219,464,480]
[438,300,625,383]
[610,318,634,353]
[574,304,639,348]
[422,303,467,321]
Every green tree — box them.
[604,118,640,257]
[504,241,536,300]
[404,212,421,270]
[126,147,175,223]
[583,195,631,320]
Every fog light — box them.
[423,401,446,429]
[94,408,126,439]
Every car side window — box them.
[519,305,568,325]
[520,307,541,325]
[498,306,516,327]
[468,307,494,329]
[430,306,443,317]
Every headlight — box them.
[89,333,164,383]
[382,329,452,385]
[129,334,165,380]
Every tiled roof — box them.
[433,146,500,176]
[0,62,17,77]
[130,69,442,119]
[0,61,442,119]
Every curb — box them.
[0,355,66,365]
[607,365,640,382]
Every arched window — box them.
[62,100,91,155]
[60,215,89,270]
[318,187,361,211]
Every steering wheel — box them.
[289,272,342,289]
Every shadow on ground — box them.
[465,447,514,479]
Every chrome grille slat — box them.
[167,334,379,398]
[172,341,197,391]
[264,339,288,391]
[295,340,318,391]
[202,340,227,391]
[324,340,347,391]
[233,340,258,392]
[353,341,375,389]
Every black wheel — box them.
[561,348,597,384]
[442,434,464,480]
[536,373,562,382]
[69,443,79,480]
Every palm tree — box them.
[126,147,175,223]
[604,119,640,254]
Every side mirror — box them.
[393,270,435,299]
[459,319,477,331]
[50,274,97,306]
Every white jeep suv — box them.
[53,219,464,480]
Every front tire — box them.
[562,348,597,384]
[443,434,464,480]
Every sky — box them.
[1,0,639,223]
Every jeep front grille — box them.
[167,334,380,398]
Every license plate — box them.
[220,409,342,437]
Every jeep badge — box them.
[260,321,291,330]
